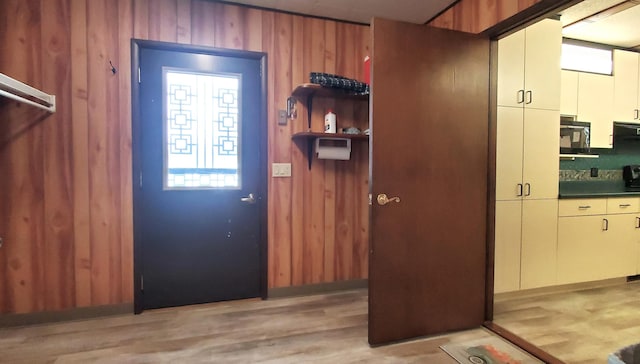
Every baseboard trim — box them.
[0,303,133,328]
[268,279,368,298]
[494,277,629,302]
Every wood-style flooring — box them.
[494,280,640,364]
[0,289,500,363]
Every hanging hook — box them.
[109,60,117,75]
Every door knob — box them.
[377,193,400,206]
[241,193,256,204]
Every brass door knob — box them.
[377,193,400,206]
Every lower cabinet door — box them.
[558,215,608,284]
[494,200,522,293]
[521,199,558,289]
[606,214,639,278]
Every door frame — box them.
[130,39,268,314]
[482,0,583,361]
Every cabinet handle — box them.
[635,109,639,120]
[517,90,525,104]
[0,236,3,249]
[636,217,640,229]
[524,183,531,196]
[619,204,632,208]
[603,218,609,231]
[525,90,532,104]
[578,205,591,209]
[516,183,523,197]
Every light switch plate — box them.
[272,163,291,177]
[278,110,288,125]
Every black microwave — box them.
[560,120,590,154]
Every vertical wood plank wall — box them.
[0,0,370,314]
[429,0,542,33]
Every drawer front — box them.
[558,199,607,216]
[606,197,640,214]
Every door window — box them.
[164,69,242,189]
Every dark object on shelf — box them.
[309,72,369,94]
[623,165,640,188]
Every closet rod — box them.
[0,73,56,113]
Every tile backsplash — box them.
[559,143,640,181]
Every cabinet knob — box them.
[377,193,400,206]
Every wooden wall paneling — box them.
[243,8,263,52]
[268,13,293,286]
[289,14,305,287]
[133,0,150,40]
[70,0,92,308]
[261,10,277,288]
[86,0,120,305]
[190,0,216,47]
[148,0,178,42]
[322,21,337,283]
[176,0,191,44]
[0,0,47,314]
[41,0,75,311]
[428,0,542,33]
[0,0,374,313]
[334,23,357,281]
[303,18,328,284]
[118,0,134,303]
[215,3,244,50]
[106,0,124,305]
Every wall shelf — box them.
[560,154,600,161]
[291,83,368,129]
[0,73,56,113]
[292,132,369,169]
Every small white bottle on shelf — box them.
[324,109,336,133]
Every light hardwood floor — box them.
[0,289,501,363]
[494,280,640,364]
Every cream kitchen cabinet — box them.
[613,49,640,123]
[496,107,559,201]
[560,70,615,148]
[520,199,558,289]
[557,214,609,284]
[557,198,640,285]
[494,199,559,293]
[577,73,614,148]
[560,70,578,116]
[494,200,522,293]
[497,19,561,110]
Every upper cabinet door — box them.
[497,29,525,108]
[497,19,561,110]
[613,49,640,123]
[578,73,614,148]
[560,70,578,116]
[523,19,562,111]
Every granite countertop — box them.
[559,180,640,199]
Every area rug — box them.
[440,337,544,364]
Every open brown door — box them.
[369,18,490,345]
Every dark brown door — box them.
[133,42,267,311]
[368,19,490,345]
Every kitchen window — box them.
[561,41,613,75]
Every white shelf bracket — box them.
[0,73,56,113]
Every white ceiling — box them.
[220,0,457,25]
[560,0,640,49]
